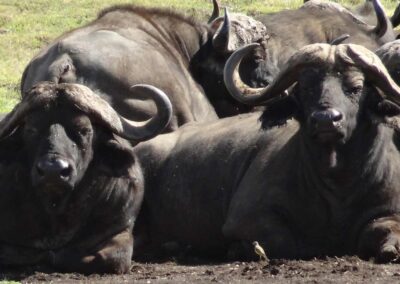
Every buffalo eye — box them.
[252,48,266,62]
[77,127,92,137]
[347,85,363,95]
[252,51,265,62]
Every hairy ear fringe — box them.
[259,96,298,130]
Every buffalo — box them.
[376,40,400,85]
[20,3,273,123]
[208,0,396,116]
[133,43,400,262]
[0,82,171,274]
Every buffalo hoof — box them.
[357,215,400,263]
[375,235,400,263]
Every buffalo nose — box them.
[310,108,343,127]
[36,157,72,181]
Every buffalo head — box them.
[224,43,400,148]
[197,0,394,117]
[190,1,272,116]
[0,82,172,214]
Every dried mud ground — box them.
[2,256,400,283]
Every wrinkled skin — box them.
[0,106,143,274]
[134,59,400,262]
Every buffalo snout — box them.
[33,155,75,187]
[310,108,343,127]
[36,157,71,180]
[309,108,345,143]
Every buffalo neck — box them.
[298,121,400,203]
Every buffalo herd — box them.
[2,0,400,275]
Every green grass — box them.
[0,0,398,112]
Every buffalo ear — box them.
[368,88,400,117]
[259,95,299,129]
[375,100,400,117]
[98,135,136,177]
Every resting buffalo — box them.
[213,0,396,116]
[352,0,400,30]
[134,43,400,262]
[376,40,400,85]
[21,3,272,122]
[0,82,171,274]
[255,0,394,76]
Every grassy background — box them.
[0,0,398,112]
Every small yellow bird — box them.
[253,241,268,262]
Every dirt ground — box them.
[2,256,400,283]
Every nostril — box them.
[310,112,324,124]
[60,166,72,178]
[311,108,343,124]
[35,158,72,180]
[330,109,343,122]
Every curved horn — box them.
[122,84,173,141]
[372,0,391,38]
[391,3,400,28]
[0,82,173,142]
[67,83,173,141]
[345,44,400,106]
[330,34,350,45]
[223,44,273,105]
[208,0,220,24]
[224,43,332,105]
[212,8,231,52]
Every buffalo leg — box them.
[357,214,400,263]
[52,228,133,274]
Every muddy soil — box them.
[2,256,400,283]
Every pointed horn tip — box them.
[224,7,229,15]
[208,0,220,24]
[372,0,387,28]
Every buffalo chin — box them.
[313,131,345,145]
[35,183,74,214]
[312,131,346,170]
